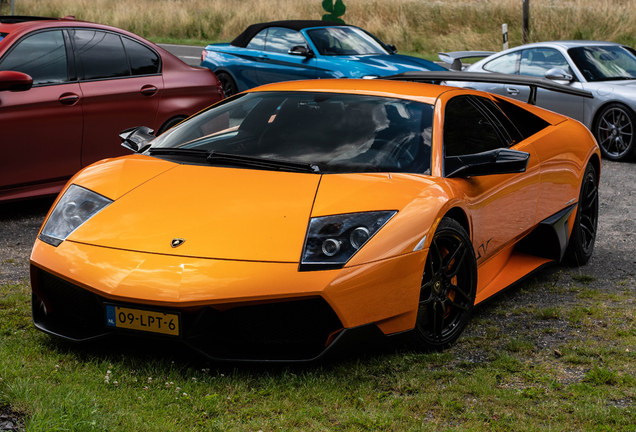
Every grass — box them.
[2,276,636,430]
[6,0,636,57]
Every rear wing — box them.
[381,71,594,105]
[438,51,496,71]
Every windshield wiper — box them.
[601,76,636,81]
[148,147,320,173]
[207,151,320,173]
[147,147,209,157]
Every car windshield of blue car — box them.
[150,92,433,174]
[306,27,390,56]
[568,46,636,82]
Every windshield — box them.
[151,92,434,174]
[0,33,7,44]
[568,45,636,82]
[306,27,390,56]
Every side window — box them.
[520,48,571,77]
[493,96,550,139]
[0,30,68,85]
[122,38,160,75]
[483,52,519,74]
[72,30,129,80]
[444,96,506,157]
[264,28,306,54]
[246,29,267,51]
[472,96,523,146]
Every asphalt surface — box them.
[1,159,634,286]
[159,44,205,67]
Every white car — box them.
[441,41,636,161]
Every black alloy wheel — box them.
[563,163,599,266]
[412,218,477,351]
[595,104,636,161]
[216,71,238,98]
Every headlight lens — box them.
[39,185,112,247]
[300,211,397,271]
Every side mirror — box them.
[545,67,573,82]
[0,71,33,92]
[119,126,155,153]
[288,45,314,57]
[445,148,529,178]
[386,44,397,54]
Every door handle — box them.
[506,87,520,96]
[140,85,158,96]
[58,93,80,105]
[259,55,270,61]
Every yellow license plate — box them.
[106,305,180,336]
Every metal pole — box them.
[522,0,530,44]
[11,0,15,15]
[502,24,509,51]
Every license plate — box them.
[106,305,180,336]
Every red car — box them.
[0,15,223,202]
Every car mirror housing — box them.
[445,148,530,178]
[0,70,33,92]
[545,67,573,82]
[119,126,155,153]
[386,44,397,54]
[288,45,314,57]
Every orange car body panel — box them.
[30,79,601,340]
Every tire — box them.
[412,218,477,351]
[157,116,187,136]
[216,71,238,98]
[562,163,599,266]
[594,103,636,161]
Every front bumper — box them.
[30,239,426,361]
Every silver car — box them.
[443,41,636,161]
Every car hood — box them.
[64,157,439,263]
[327,54,445,77]
[583,79,636,96]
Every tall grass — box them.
[5,0,636,54]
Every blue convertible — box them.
[200,20,445,96]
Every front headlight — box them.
[39,185,112,247]
[300,211,397,271]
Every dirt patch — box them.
[0,404,25,432]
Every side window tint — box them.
[444,96,506,157]
[265,28,306,54]
[493,96,550,139]
[123,38,160,75]
[483,52,519,74]
[246,29,267,51]
[73,30,130,80]
[473,96,523,146]
[0,30,67,85]
[520,48,570,77]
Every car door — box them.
[0,29,83,190]
[442,94,541,264]
[255,27,316,85]
[70,29,163,167]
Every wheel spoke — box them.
[448,283,468,299]
[432,302,445,340]
[430,239,444,275]
[446,298,469,311]
[444,243,467,278]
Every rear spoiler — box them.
[438,51,496,71]
[381,71,594,105]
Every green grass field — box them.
[2,272,635,430]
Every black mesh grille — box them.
[35,269,105,338]
[189,298,343,360]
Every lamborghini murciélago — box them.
[30,74,600,362]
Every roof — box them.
[230,20,351,47]
[244,78,442,105]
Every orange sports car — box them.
[30,74,600,362]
